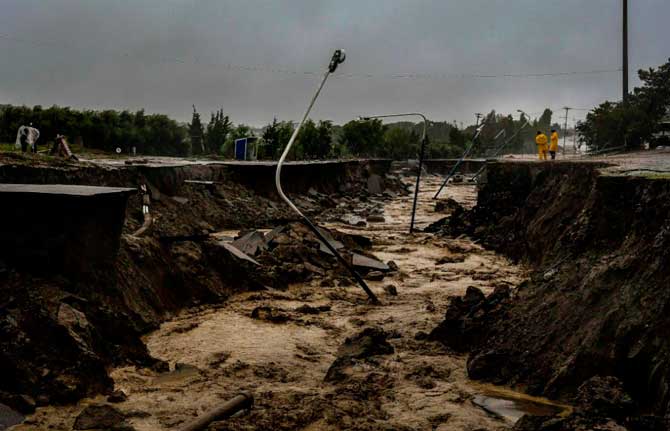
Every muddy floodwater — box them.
[17,174,568,431]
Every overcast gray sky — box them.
[1,0,668,127]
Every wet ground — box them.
[15,174,568,431]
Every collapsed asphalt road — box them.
[14,174,563,431]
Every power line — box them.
[0,32,625,81]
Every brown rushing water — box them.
[16,174,568,431]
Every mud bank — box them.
[14,174,536,431]
[432,161,670,424]
[0,155,400,417]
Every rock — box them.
[150,360,170,373]
[387,261,399,271]
[366,214,385,223]
[0,403,24,429]
[436,255,466,265]
[73,404,127,430]
[0,392,35,414]
[434,198,463,214]
[107,390,128,403]
[430,285,511,353]
[366,271,385,281]
[463,286,486,306]
[251,306,289,323]
[575,376,634,419]
[366,174,384,194]
[324,327,394,382]
[383,284,398,296]
[304,262,325,275]
[294,304,331,314]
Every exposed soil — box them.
[9,173,558,431]
[0,156,401,421]
[430,161,670,427]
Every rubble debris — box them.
[574,376,634,420]
[73,404,129,430]
[0,403,24,429]
[366,174,384,195]
[366,271,385,281]
[351,253,390,272]
[512,376,667,431]
[219,242,260,266]
[251,306,290,323]
[232,231,268,256]
[107,390,128,404]
[434,198,463,214]
[0,392,35,415]
[429,286,510,353]
[294,304,331,314]
[366,214,385,223]
[383,284,398,296]
[325,327,394,382]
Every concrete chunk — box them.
[232,231,267,256]
[220,243,260,266]
[352,253,390,271]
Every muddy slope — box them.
[432,161,670,417]
[0,156,400,413]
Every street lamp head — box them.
[329,49,346,73]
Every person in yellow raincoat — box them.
[535,131,548,160]
[549,129,559,160]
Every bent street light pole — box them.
[275,50,380,305]
[433,121,487,199]
[358,113,428,233]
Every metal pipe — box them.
[275,50,380,305]
[358,113,428,233]
[433,121,487,199]
[176,392,253,431]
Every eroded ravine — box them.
[18,174,550,431]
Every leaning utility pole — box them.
[623,0,629,103]
[563,107,571,155]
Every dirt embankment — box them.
[431,161,670,426]
[0,155,402,415]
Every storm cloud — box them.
[1,0,668,126]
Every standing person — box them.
[535,131,548,160]
[15,126,40,153]
[549,129,559,160]
[19,127,29,153]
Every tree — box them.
[260,118,296,159]
[297,120,333,159]
[189,105,204,155]
[578,58,670,150]
[339,119,386,157]
[205,109,231,154]
[383,127,417,159]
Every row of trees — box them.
[577,58,670,150]
[0,105,189,155]
[0,102,590,159]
